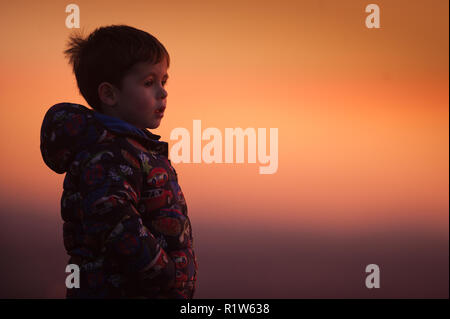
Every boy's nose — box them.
[160,88,168,99]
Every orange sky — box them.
[0,0,448,234]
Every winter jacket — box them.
[40,102,197,298]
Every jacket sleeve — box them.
[77,142,175,297]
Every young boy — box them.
[40,25,197,298]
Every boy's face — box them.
[103,58,169,130]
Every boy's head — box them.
[64,24,170,129]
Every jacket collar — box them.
[93,111,168,156]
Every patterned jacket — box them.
[40,102,197,298]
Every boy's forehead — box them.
[131,60,168,78]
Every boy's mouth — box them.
[155,105,166,114]
[155,105,165,117]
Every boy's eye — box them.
[144,80,167,87]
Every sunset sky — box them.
[0,0,448,298]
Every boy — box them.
[40,25,197,298]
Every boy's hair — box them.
[63,24,170,112]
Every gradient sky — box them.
[0,0,448,298]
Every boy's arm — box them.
[78,143,175,297]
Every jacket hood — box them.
[40,102,168,174]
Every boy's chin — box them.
[145,121,161,130]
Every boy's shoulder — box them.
[41,102,168,175]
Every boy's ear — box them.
[98,82,118,106]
